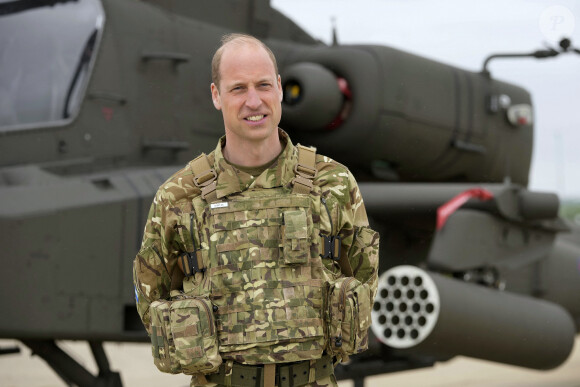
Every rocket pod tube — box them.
[371,265,575,370]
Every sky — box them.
[271,0,580,199]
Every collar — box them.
[212,129,297,199]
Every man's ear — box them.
[277,75,283,103]
[211,83,221,110]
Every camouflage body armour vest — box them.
[182,182,328,364]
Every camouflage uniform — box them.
[134,130,379,387]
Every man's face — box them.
[211,43,282,145]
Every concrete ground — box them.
[0,338,579,386]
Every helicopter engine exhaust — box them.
[281,62,350,131]
[371,265,575,370]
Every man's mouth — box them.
[245,115,265,122]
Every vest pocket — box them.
[326,277,371,358]
[149,296,222,375]
[282,209,309,264]
[349,226,380,282]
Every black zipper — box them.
[190,213,197,251]
[347,227,361,258]
[321,196,334,236]
[152,245,169,274]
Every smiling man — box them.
[210,35,283,167]
[133,34,379,387]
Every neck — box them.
[223,131,282,167]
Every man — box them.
[133,34,379,387]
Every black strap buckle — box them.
[320,235,341,261]
[179,251,204,277]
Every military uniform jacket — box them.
[134,130,379,365]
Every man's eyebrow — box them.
[256,78,274,84]
[226,81,245,89]
[225,78,274,89]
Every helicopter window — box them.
[0,0,104,131]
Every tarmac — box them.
[1,337,579,386]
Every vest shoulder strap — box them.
[175,153,215,277]
[296,145,354,277]
[292,144,317,195]
[189,153,218,203]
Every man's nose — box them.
[245,88,262,109]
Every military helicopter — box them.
[1,0,579,386]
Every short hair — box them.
[211,33,279,89]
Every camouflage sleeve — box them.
[318,161,379,300]
[133,188,178,334]
[341,171,379,300]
